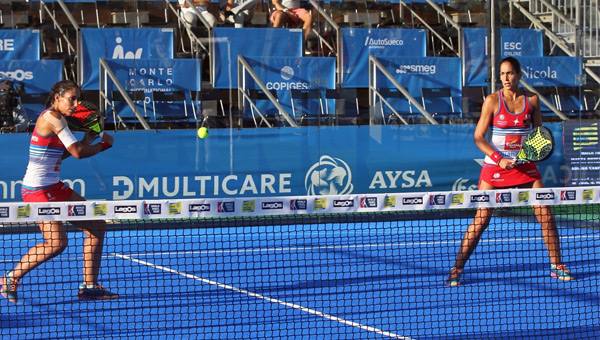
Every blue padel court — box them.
[1,215,599,339]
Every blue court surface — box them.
[1,216,599,339]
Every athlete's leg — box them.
[450,180,496,270]
[66,191,107,286]
[530,179,563,265]
[451,207,494,270]
[11,221,68,279]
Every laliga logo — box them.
[280,66,294,81]
[111,37,143,59]
[305,155,353,195]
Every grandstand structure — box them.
[0,0,598,129]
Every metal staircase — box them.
[510,0,600,85]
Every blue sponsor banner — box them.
[81,28,174,90]
[0,30,40,60]
[242,57,336,117]
[0,60,62,93]
[463,28,545,86]
[212,28,303,89]
[374,56,462,115]
[0,60,62,119]
[342,28,427,87]
[463,28,487,86]
[375,57,462,94]
[104,58,202,121]
[0,124,565,202]
[519,56,583,86]
[501,28,543,57]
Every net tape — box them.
[1,186,597,223]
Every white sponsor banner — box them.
[0,187,597,223]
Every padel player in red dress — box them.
[445,57,573,286]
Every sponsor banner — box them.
[375,56,462,95]
[0,124,566,201]
[242,56,335,118]
[375,56,462,115]
[563,121,600,186]
[0,30,40,61]
[501,28,544,58]
[519,56,583,87]
[212,27,303,89]
[342,28,426,87]
[463,28,488,87]
[0,60,62,94]
[104,58,201,121]
[81,28,174,90]
[463,28,572,86]
[0,187,597,223]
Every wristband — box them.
[99,141,111,151]
[490,151,502,165]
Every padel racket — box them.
[515,126,554,164]
[65,101,103,136]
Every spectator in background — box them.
[0,79,28,133]
[0,104,29,133]
[270,0,312,42]
[220,0,258,28]
[178,0,217,28]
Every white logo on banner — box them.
[395,64,436,75]
[305,156,353,195]
[452,178,477,191]
[266,65,308,90]
[522,66,558,81]
[111,37,143,59]
[280,66,294,80]
[363,37,404,47]
[0,69,33,81]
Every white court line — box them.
[112,252,415,340]
[118,233,600,258]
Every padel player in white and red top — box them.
[445,57,573,286]
[1,80,117,303]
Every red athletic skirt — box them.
[22,181,74,202]
[479,162,541,188]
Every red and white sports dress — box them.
[21,110,74,202]
[479,90,542,188]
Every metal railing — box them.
[368,55,438,125]
[237,56,298,128]
[99,58,151,131]
[510,0,600,84]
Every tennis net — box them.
[0,187,599,339]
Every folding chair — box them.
[96,0,132,28]
[365,1,397,28]
[111,90,151,129]
[245,88,279,127]
[329,0,364,27]
[554,86,594,116]
[10,1,40,29]
[324,88,361,125]
[189,90,226,127]
[152,90,190,126]
[376,88,412,125]
[290,88,328,126]
[420,87,461,118]
[138,0,170,27]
